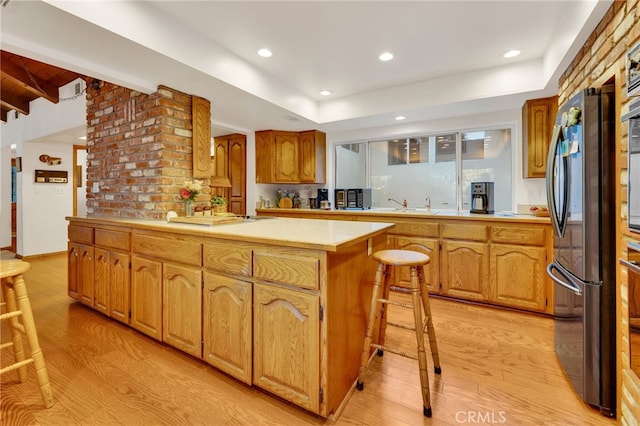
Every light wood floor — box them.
[1,253,614,425]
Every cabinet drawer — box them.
[441,223,487,241]
[68,225,94,244]
[392,221,438,238]
[253,248,321,290]
[204,241,252,277]
[132,233,201,266]
[490,226,546,246]
[95,229,131,251]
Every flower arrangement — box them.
[180,180,203,202]
[211,195,228,215]
[211,195,227,206]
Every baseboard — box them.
[18,250,66,260]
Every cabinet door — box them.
[163,263,202,358]
[68,242,80,300]
[203,272,252,383]
[228,135,246,215]
[274,132,299,182]
[441,240,489,301]
[523,96,558,178]
[131,256,163,341]
[393,236,439,293]
[253,283,320,413]
[94,248,111,316]
[490,245,547,311]
[78,244,95,307]
[299,130,325,184]
[110,251,131,324]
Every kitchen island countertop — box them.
[66,215,393,252]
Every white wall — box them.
[0,146,12,248]
[0,79,86,256]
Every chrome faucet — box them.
[425,197,431,209]
[388,198,408,209]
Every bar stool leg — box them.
[2,277,28,382]
[417,266,441,374]
[409,265,432,417]
[12,273,54,408]
[376,265,391,356]
[356,262,386,391]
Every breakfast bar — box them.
[66,216,392,418]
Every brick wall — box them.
[85,82,210,219]
[557,0,639,422]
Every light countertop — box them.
[67,216,394,252]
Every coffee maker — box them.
[316,188,329,209]
[470,182,494,214]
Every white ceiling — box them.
[1,0,612,138]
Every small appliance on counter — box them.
[335,188,372,209]
[316,188,329,209]
[470,182,494,214]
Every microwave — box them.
[623,98,640,231]
[335,188,372,210]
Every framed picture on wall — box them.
[15,156,22,172]
[76,165,82,187]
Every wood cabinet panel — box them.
[67,243,81,300]
[489,245,547,311]
[299,130,326,184]
[253,247,321,290]
[163,263,202,358]
[253,283,319,413]
[203,241,252,277]
[393,236,439,293]
[441,223,487,241]
[441,240,489,300]
[393,221,438,238]
[203,272,252,384]
[109,251,131,324]
[131,256,163,341]
[69,225,94,245]
[490,225,546,246]
[522,96,558,178]
[94,248,111,316]
[95,229,130,251]
[132,233,201,266]
[274,132,299,182]
[69,242,94,307]
[192,95,212,178]
[213,134,246,215]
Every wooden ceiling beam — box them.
[0,91,30,115]
[1,60,59,104]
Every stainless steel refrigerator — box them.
[545,86,616,417]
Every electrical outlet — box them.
[55,187,64,194]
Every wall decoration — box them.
[39,154,62,165]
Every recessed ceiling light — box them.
[503,49,521,58]
[379,51,394,62]
[320,89,332,96]
[395,115,406,121]
[258,48,273,58]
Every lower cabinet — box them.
[253,282,320,414]
[392,235,439,292]
[163,263,202,358]
[131,256,163,340]
[489,244,547,311]
[94,248,130,324]
[68,242,94,306]
[441,240,489,301]
[203,272,252,384]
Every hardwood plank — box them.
[1,252,615,425]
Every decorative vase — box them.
[185,200,193,217]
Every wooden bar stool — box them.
[356,249,441,417]
[1,259,54,408]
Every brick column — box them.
[85,81,210,219]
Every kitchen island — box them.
[257,208,554,314]
[66,216,393,419]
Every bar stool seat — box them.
[356,249,441,417]
[1,259,54,408]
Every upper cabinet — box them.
[255,130,326,184]
[213,134,247,215]
[522,96,558,178]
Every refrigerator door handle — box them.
[546,124,565,237]
[547,263,583,295]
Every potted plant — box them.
[211,195,228,215]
